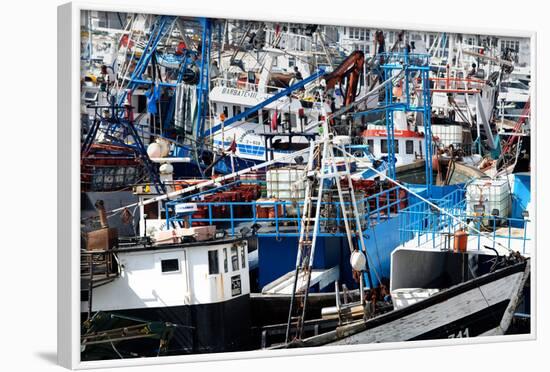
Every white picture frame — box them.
[58,1,537,369]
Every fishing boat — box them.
[282,257,529,347]
[81,221,252,356]
[77,12,533,359]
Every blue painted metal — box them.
[165,183,404,239]
[398,189,531,253]
[204,69,326,137]
[82,104,167,194]
[511,173,531,226]
[375,52,433,195]
[112,16,207,136]
[117,16,176,108]
[196,17,212,139]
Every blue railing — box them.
[398,189,531,253]
[165,184,407,238]
[377,52,431,68]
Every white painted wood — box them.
[82,240,250,312]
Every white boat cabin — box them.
[82,238,250,312]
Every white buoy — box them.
[157,138,170,157]
[147,142,161,158]
[159,162,174,192]
[350,250,366,271]
[159,162,174,175]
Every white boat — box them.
[81,236,252,354]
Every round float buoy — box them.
[350,250,366,271]
[159,162,174,175]
[147,142,161,158]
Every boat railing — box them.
[81,249,119,285]
[211,77,288,95]
[398,189,531,253]
[165,183,407,238]
[264,29,314,52]
[429,76,485,94]
[376,52,431,68]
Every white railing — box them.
[211,77,287,94]
[264,29,313,52]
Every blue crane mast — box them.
[82,15,208,194]
[354,51,433,196]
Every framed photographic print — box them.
[58,1,536,369]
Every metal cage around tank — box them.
[398,188,531,254]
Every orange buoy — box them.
[453,229,468,253]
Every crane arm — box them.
[323,50,365,106]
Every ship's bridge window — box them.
[406,140,414,154]
[161,259,180,273]
[223,106,229,118]
[208,250,220,275]
[231,245,239,271]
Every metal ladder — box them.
[284,131,375,343]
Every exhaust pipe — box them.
[94,200,108,228]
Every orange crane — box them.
[323,50,365,106]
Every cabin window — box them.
[367,139,374,153]
[290,113,297,129]
[262,110,270,125]
[288,56,295,67]
[223,248,228,273]
[247,109,259,124]
[406,140,414,154]
[381,139,388,154]
[380,139,398,154]
[240,246,246,269]
[247,71,256,84]
[223,106,229,118]
[161,259,179,273]
[208,250,220,275]
[137,94,147,113]
[144,201,159,220]
[231,245,239,271]
[233,105,241,116]
[212,102,217,114]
